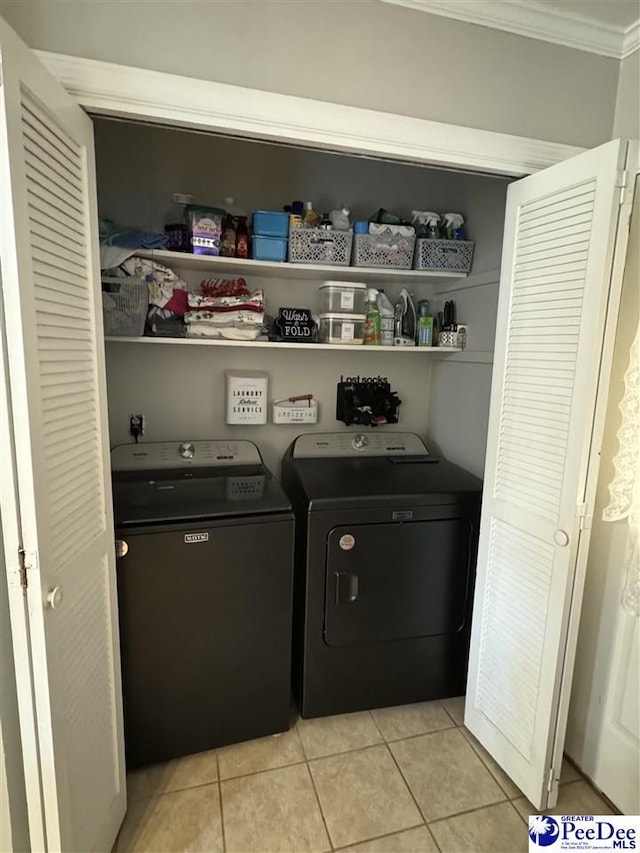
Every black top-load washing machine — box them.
[112,440,294,768]
[281,432,482,719]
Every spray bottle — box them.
[377,289,395,347]
[363,288,381,345]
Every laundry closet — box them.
[95,117,510,477]
[1,25,635,853]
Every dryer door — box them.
[324,519,472,647]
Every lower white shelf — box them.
[104,336,462,354]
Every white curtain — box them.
[603,323,640,617]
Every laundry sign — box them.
[225,370,269,425]
[273,307,317,342]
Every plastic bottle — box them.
[303,201,321,228]
[235,216,249,259]
[220,212,237,257]
[363,288,381,345]
[377,289,395,347]
[417,300,434,347]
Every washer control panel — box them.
[292,432,429,458]
[111,440,262,471]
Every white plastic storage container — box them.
[319,281,367,314]
[318,313,365,345]
[225,370,269,424]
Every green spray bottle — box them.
[363,288,381,345]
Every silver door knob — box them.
[115,540,129,558]
[554,529,570,547]
[47,586,63,609]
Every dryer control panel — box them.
[292,432,429,458]
[111,440,262,471]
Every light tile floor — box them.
[115,697,615,853]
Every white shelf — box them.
[104,336,462,354]
[133,249,465,285]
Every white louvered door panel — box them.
[465,138,634,810]
[0,23,125,852]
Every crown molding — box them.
[36,51,584,178]
[622,20,640,58]
[381,0,639,60]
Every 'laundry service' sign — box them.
[225,370,269,425]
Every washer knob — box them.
[352,434,369,451]
[179,442,195,459]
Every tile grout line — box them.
[440,701,464,728]
[216,752,227,853]
[459,726,523,800]
[333,822,435,852]
[295,721,334,851]
[304,759,335,853]
[377,721,511,832]
[367,712,444,853]
[510,799,529,827]
[427,795,511,827]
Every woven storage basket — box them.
[289,229,352,266]
[413,239,474,272]
[102,277,148,336]
[352,233,415,269]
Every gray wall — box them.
[2,0,618,148]
[613,50,640,139]
[95,119,508,475]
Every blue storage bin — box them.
[252,210,289,238]
[252,235,288,263]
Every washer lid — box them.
[112,464,291,526]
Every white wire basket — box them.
[413,239,474,272]
[288,229,353,266]
[102,277,148,336]
[352,234,416,269]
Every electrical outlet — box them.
[129,414,145,441]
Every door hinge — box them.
[18,549,28,590]
[616,170,630,205]
[577,502,592,531]
[17,549,38,591]
[547,765,557,794]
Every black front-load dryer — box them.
[281,432,482,718]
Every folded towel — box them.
[104,230,168,250]
[184,310,265,327]
[187,289,264,313]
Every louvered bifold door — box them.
[465,138,633,810]
[0,23,125,852]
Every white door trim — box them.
[35,51,584,178]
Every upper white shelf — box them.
[104,336,462,354]
[133,249,465,285]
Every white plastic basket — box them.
[288,229,352,266]
[413,239,474,273]
[102,277,148,336]
[352,233,415,269]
